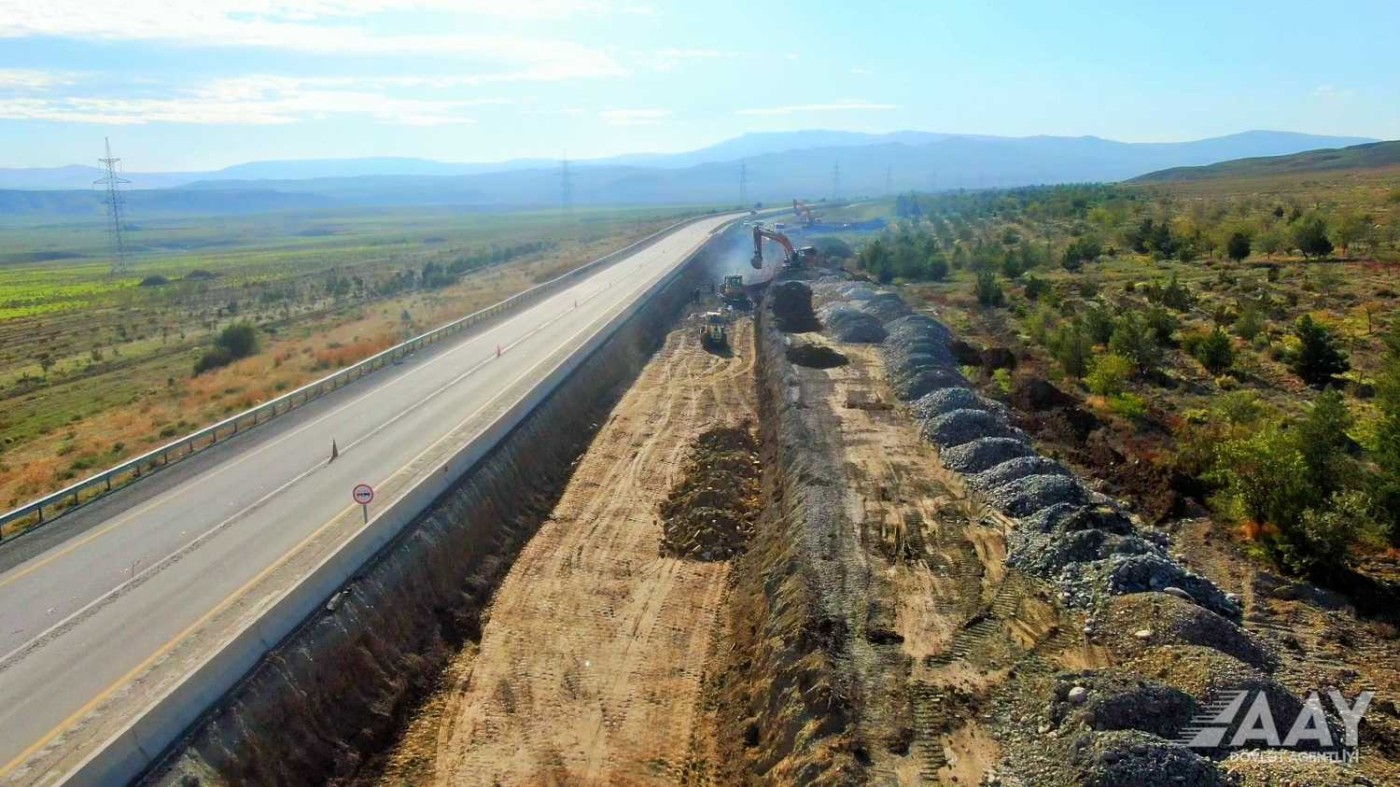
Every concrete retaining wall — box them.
[61,225,734,786]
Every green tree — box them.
[1256,226,1285,258]
[1192,327,1235,374]
[1371,321,1400,540]
[1050,322,1094,379]
[1289,315,1350,387]
[1295,389,1354,498]
[1083,304,1116,345]
[1293,215,1334,259]
[1234,304,1266,341]
[1109,312,1162,375]
[1226,231,1252,262]
[974,270,1005,307]
[1333,210,1370,257]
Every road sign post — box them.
[352,483,375,523]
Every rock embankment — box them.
[808,278,1354,785]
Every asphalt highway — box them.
[0,213,735,779]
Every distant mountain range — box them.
[1131,140,1400,183]
[0,130,1383,219]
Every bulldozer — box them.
[719,274,748,306]
[700,311,728,351]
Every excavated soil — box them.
[707,296,1094,785]
[377,312,757,785]
[659,424,760,562]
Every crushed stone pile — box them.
[792,274,1328,786]
[658,424,760,561]
[802,274,1240,621]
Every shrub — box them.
[1288,315,1350,387]
[1109,312,1161,375]
[1106,392,1148,420]
[1234,305,1265,341]
[1022,274,1048,300]
[1191,327,1235,374]
[1287,490,1376,575]
[974,270,1005,307]
[1050,322,1094,379]
[1293,214,1334,259]
[1086,353,1132,396]
[1083,304,1116,345]
[193,322,260,376]
[1226,231,1252,262]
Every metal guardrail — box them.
[0,213,715,540]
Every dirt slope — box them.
[380,312,756,785]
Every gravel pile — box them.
[970,456,1071,490]
[791,276,1326,785]
[938,438,1033,474]
[818,307,887,343]
[802,278,1241,623]
[910,386,1008,421]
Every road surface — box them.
[0,214,734,782]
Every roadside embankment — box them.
[809,276,1364,785]
[147,235,727,786]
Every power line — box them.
[559,154,574,213]
[95,137,130,276]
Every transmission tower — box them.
[559,154,574,213]
[885,165,893,195]
[832,162,841,201]
[95,137,130,276]
[738,160,748,208]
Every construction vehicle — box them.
[751,225,819,270]
[792,198,817,227]
[719,274,748,305]
[700,311,728,351]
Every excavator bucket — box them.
[750,251,763,270]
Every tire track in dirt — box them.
[408,312,755,785]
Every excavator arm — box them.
[751,226,797,270]
[792,198,816,226]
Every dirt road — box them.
[382,312,755,785]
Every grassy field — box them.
[0,205,698,512]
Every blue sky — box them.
[0,0,1396,170]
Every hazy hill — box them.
[169,132,1386,209]
[1131,140,1400,183]
[0,129,1375,192]
[0,188,335,222]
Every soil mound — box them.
[769,281,821,333]
[659,424,760,561]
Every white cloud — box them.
[0,2,627,82]
[639,47,736,71]
[1313,84,1354,99]
[0,74,497,126]
[600,108,670,125]
[736,101,897,116]
[0,69,72,91]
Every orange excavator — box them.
[792,198,817,227]
[751,225,818,270]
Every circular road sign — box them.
[352,483,375,505]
